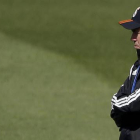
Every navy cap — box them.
[119,7,140,30]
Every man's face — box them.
[131,28,140,49]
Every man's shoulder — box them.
[133,60,139,66]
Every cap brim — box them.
[119,19,140,30]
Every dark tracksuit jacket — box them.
[111,60,140,140]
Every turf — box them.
[0,33,118,140]
[0,0,139,140]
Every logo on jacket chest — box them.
[132,69,138,75]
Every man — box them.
[111,7,140,140]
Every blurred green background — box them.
[0,0,138,140]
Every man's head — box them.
[119,7,140,50]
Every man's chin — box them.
[134,46,140,49]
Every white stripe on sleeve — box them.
[113,88,140,108]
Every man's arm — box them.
[111,76,131,127]
[112,88,140,113]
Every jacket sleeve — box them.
[110,64,140,127]
[111,87,140,127]
[110,76,131,127]
[112,62,140,113]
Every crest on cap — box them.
[133,7,140,17]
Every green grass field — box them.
[0,0,139,140]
